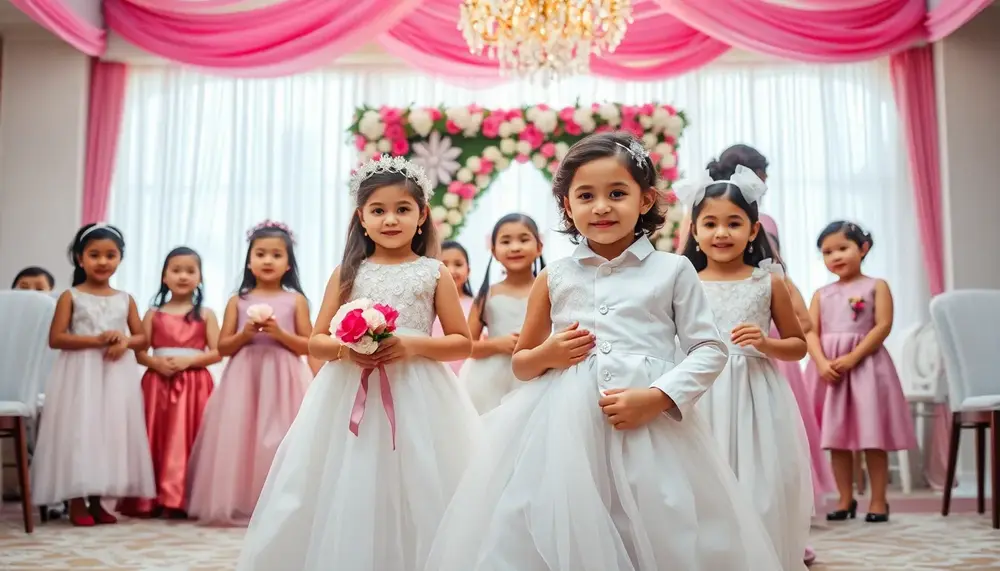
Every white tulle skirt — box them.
[459,354,519,414]
[424,355,782,571]
[31,349,156,504]
[236,346,481,571]
[696,353,813,571]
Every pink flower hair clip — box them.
[246,219,296,244]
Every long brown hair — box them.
[338,171,437,304]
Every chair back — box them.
[929,290,1000,409]
[0,291,57,415]
[898,322,946,402]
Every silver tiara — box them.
[615,140,650,166]
[349,155,434,202]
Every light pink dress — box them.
[185,291,311,525]
[432,296,474,374]
[805,278,917,451]
[769,323,835,508]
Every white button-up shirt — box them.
[546,236,729,420]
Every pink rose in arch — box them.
[640,103,655,116]
[445,120,461,135]
[384,123,405,141]
[457,183,476,199]
[447,180,465,195]
[539,142,556,158]
[468,104,484,114]
[354,135,367,151]
[519,125,544,149]
[515,153,530,164]
[477,159,495,175]
[391,139,409,156]
[505,108,523,120]
[379,106,403,124]
[663,104,676,114]
[558,107,575,122]
[428,108,443,121]
[663,190,678,206]
[482,114,503,138]
[536,103,550,111]
[650,152,663,165]
[661,167,679,181]
[595,125,613,133]
[563,120,582,136]
[547,161,560,174]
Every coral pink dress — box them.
[185,292,311,525]
[118,312,215,516]
[805,278,917,451]
[432,296,474,374]
[770,322,835,509]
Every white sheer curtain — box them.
[109,60,925,349]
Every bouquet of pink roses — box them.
[332,298,399,354]
[331,298,401,448]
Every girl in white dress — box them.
[460,212,544,414]
[425,132,782,571]
[31,223,156,526]
[236,155,480,571]
[678,166,813,570]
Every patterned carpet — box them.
[1,507,999,570]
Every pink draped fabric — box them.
[926,0,995,41]
[8,0,104,55]
[889,45,950,490]
[81,60,128,225]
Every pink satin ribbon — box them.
[348,364,397,449]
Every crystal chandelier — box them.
[459,0,633,84]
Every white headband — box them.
[673,165,767,209]
[80,222,122,241]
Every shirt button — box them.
[599,266,612,276]
[603,370,612,381]
[599,341,612,354]
[598,304,609,315]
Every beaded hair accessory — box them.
[246,219,295,243]
[615,140,651,168]
[79,222,123,241]
[349,155,433,202]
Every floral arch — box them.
[348,103,688,252]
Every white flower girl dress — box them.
[459,294,527,414]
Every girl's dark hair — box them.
[816,221,874,259]
[153,246,205,321]
[767,232,787,271]
[11,266,55,289]
[440,240,474,298]
[552,132,665,243]
[338,172,437,304]
[712,144,769,180]
[680,163,774,272]
[474,213,546,325]
[67,223,125,286]
[239,224,305,298]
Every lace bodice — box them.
[701,268,774,357]
[349,257,441,335]
[484,295,528,336]
[69,289,130,336]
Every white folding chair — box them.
[930,290,1000,529]
[0,291,57,533]
[895,322,947,493]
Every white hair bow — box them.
[673,165,768,209]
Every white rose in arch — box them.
[667,205,685,222]
[495,157,511,171]
[363,142,377,155]
[408,108,434,137]
[515,140,532,156]
[651,107,672,129]
[376,139,392,153]
[498,122,513,139]
[525,106,541,122]
[554,142,570,161]
[465,156,482,172]
[463,113,484,137]
[445,106,470,126]
[499,138,517,155]
[654,142,674,157]
[358,110,385,140]
[461,198,475,213]
[572,107,593,125]
[531,153,548,169]
[598,103,621,125]
[475,174,491,189]
[442,193,460,208]
[534,110,558,133]
[509,117,527,133]
[446,209,464,225]
[660,153,677,169]
[655,235,674,253]
[639,115,653,129]
[579,118,596,133]
[483,146,503,162]
[665,115,684,137]
[642,133,658,150]
[431,206,448,222]
[439,222,453,238]
[456,168,473,183]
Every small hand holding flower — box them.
[598,388,673,430]
[259,317,283,337]
[730,323,768,350]
[372,336,410,365]
[245,303,275,335]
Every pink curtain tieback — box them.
[349,364,397,450]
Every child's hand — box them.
[100,330,126,345]
[818,360,842,383]
[730,324,768,349]
[830,354,859,374]
[345,347,380,370]
[166,356,194,372]
[372,336,410,366]
[598,388,672,430]
[104,338,129,361]
[259,317,283,337]
[152,356,179,377]
[242,320,260,336]
[540,322,594,369]
[492,334,519,355]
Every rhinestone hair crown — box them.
[349,155,434,202]
[246,219,295,243]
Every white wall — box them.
[936,8,1000,290]
[0,34,89,288]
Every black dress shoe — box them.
[826,498,858,521]
[865,504,890,523]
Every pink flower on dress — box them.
[848,297,866,321]
[336,309,368,344]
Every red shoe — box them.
[89,505,119,525]
[69,512,96,527]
